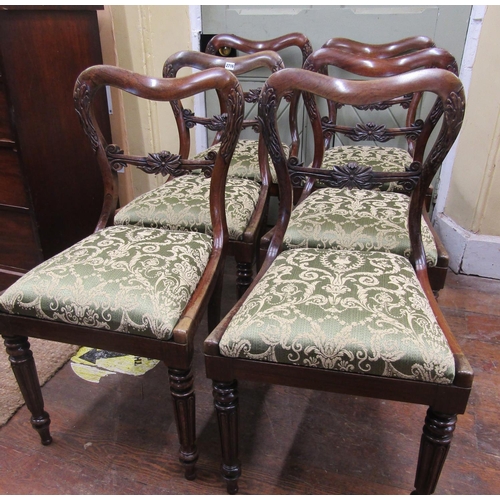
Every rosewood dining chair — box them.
[204,66,472,494]
[0,64,244,480]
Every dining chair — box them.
[113,50,283,297]
[261,46,459,294]
[0,64,244,481]
[204,66,472,494]
[205,32,313,198]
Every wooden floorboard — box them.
[1,260,500,494]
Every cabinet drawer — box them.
[0,83,15,143]
[0,148,28,207]
[0,209,40,270]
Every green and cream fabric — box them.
[115,175,261,241]
[196,138,289,184]
[220,248,454,384]
[322,145,414,192]
[283,188,438,267]
[0,226,213,340]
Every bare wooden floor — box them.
[1,260,500,495]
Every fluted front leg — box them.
[412,408,457,494]
[236,261,253,297]
[168,367,198,480]
[213,379,240,494]
[3,335,52,445]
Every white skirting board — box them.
[434,212,500,280]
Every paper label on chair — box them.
[225,62,236,71]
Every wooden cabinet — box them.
[0,7,111,289]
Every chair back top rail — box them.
[206,32,313,63]
[322,35,436,58]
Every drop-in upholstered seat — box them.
[115,175,260,241]
[219,248,454,383]
[281,187,438,266]
[0,226,213,340]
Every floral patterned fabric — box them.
[220,248,455,384]
[0,226,213,340]
[282,188,438,266]
[322,145,414,191]
[196,138,289,184]
[115,175,261,241]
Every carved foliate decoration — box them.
[73,79,99,152]
[105,145,199,177]
[322,119,423,143]
[218,82,245,163]
[288,160,422,193]
[447,61,459,76]
[273,59,285,73]
[301,41,313,61]
[201,150,217,177]
[170,99,182,119]
[257,83,282,169]
[163,63,175,78]
[427,90,465,176]
[245,88,261,103]
[106,145,127,172]
[335,94,414,111]
[303,91,319,121]
[182,108,228,131]
[144,151,183,175]
[429,98,444,126]
[406,120,424,142]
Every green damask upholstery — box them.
[196,138,289,184]
[283,187,438,266]
[220,248,455,384]
[322,145,413,191]
[115,175,261,241]
[0,226,213,340]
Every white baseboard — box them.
[434,213,500,280]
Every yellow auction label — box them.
[70,347,159,383]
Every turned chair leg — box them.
[213,379,240,494]
[412,407,457,494]
[235,260,253,298]
[168,367,198,480]
[2,335,52,445]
